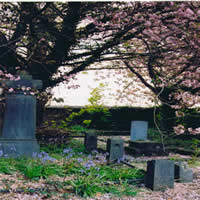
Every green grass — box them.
[0,139,144,198]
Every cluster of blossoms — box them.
[0,69,39,96]
[32,151,56,163]
[173,125,200,135]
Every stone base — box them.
[125,140,168,156]
[0,138,40,157]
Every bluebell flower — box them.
[80,169,85,173]
[63,148,73,154]
[42,155,56,163]
[40,151,49,157]
[32,152,38,158]
[0,150,3,157]
[84,160,95,169]
[77,158,83,163]
[95,167,100,171]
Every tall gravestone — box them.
[0,71,42,157]
[130,121,148,141]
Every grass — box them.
[0,139,144,199]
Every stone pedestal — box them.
[0,71,42,157]
[125,140,167,156]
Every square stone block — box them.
[175,162,193,183]
[145,159,174,191]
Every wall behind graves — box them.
[44,106,158,130]
[44,106,200,132]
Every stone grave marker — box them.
[0,71,42,157]
[84,131,97,152]
[106,137,124,163]
[175,161,193,183]
[130,121,148,141]
[145,159,174,191]
[126,120,167,156]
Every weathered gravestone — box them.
[106,137,124,163]
[130,121,148,141]
[126,120,167,156]
[145,159,174,191]
[84,131,97,152]
[0,71,42,157]
[175,161,193,183]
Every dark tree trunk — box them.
[157,87,176,135]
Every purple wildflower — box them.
[77,158,83,163]
[63,148,73,154]
[0,150,3,157]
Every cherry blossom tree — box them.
[0,2,199,133]
[90,1,200,135]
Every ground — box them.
[0,135,199,200]
[0,158,199,200]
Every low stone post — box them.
[84,131,97,152]
[175,162,193,183]
[145,159,174,191]
[106,137,124,163]
[0,71,42,157]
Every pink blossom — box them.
[175,111,185,118]
[21,86,26,91]
[188,127,200,135]
[15,76,20,81]
[8,88,14,93]
[174,124,185,135]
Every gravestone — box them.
[145,160,174,191]
[126,120,167,156]
[175,162,193,183]
[130,121,148,141]
[106,137,124,163]
[84,131,97,152]
[0,71,42,157]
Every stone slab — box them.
[2,94,36,139]
[130,121,148,141]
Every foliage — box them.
[47,84,111,130]
[188,138,200,164]
[0,139,144,198]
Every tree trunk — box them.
[157,87,176,135]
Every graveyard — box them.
[0,74,199,199]
[0,2,200,200]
